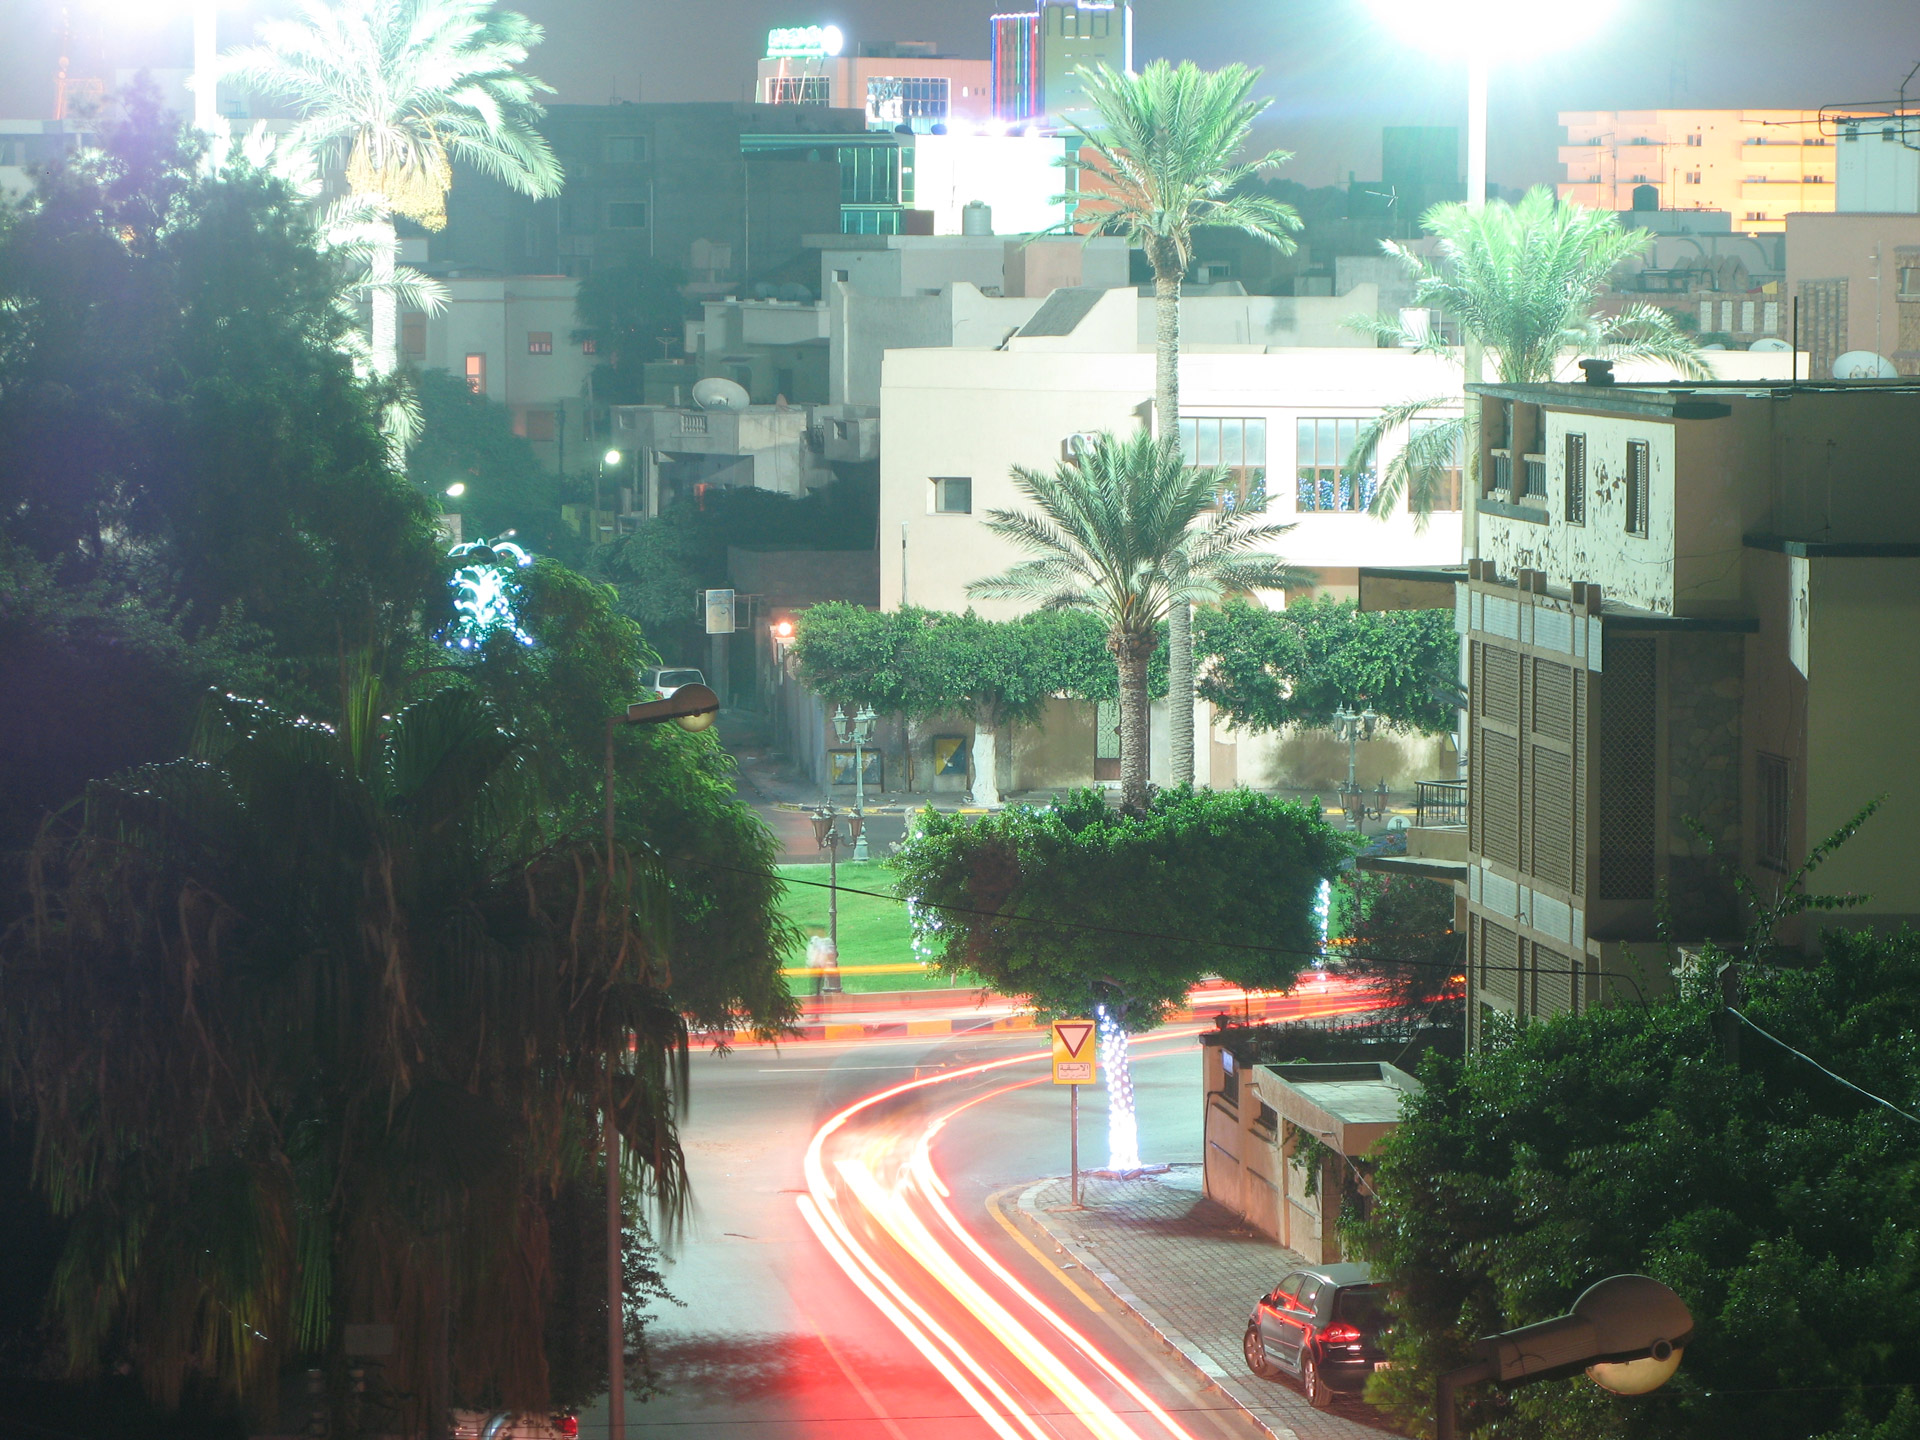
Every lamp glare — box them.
[1363,0,1617,57]
[445,482,466,497]
[604,449,623,467]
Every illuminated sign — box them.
[766,23,844,58]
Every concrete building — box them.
[1365,374,1920,1048]
[0,119,96,200]
[1836,113,1920,213]
[755,30,992,132]
[1784,210,1920,377]
[1560,110,1835,231]
[990,0,1131,129]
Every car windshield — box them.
[656,670,702,687]
[1332,1285,1387,1337]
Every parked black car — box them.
[1243,1262,1389,1407]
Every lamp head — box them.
[445,481,466,497]
[604,448,623,467]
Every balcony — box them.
[1521,456,1546,500]
[1490,450,1513,492]
[1415,779,1466,828]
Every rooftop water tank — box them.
[961,201,993,236]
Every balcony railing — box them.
[1521,456,1546,500]
[1490,452,1512,492]
[1415,779,1467,828]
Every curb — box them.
[770,1012,1041,1043]
[1013,1176,1297,1440]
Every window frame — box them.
[463,353,486,395]
[1178,415,1269,512]
[1624,439,1651,537]
[1295,415,1380,513]
[605,200,649,230]
[1564,432,1587,525]
[526,331,553,355]
[932,476,972,514]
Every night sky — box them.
[2,0,1915,189]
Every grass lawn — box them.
[775,862,981,993]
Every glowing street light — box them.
[444,481,466,497]
[604,448,623,467]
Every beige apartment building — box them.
[1370,375,1920,1048]
[1784,210,1920,378]
[1560,110,1835,230]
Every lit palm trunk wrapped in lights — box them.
[1094,1005,1142,1173]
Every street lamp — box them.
[595,448,623,542]
[1437,1274,1693,1440]
[831,704,877,861]
[1331,701,1379,831]
[598,681,719,1440]
[808,804,861,993]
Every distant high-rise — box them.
[1559,110,1836,232]
[989,0,1131,130]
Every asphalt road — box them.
[577,1031,1265,1440]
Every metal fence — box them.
[1415,778,1467,828]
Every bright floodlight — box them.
[821,23,845,55]
[1364,0,1617,57]
[604,449,623,466]
[445,482,466,497]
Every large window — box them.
[464,353,486,395]
[765,76,830,105]
[1296,417,1378,512]
[1178,416,1267,511]
[1408,419,1463,512]
[866,76,950,129]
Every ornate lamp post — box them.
[808,805,860,994]
[1331,701,1380,831]
[832,704,877,861]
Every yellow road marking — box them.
[984,1184,1106,1315]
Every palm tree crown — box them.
[1351,187,1708,520]
[969,430,1308,809]
[224,0,562,231]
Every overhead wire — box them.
[1726,1007,1920,1125]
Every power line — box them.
[1727,1007,1920,1125]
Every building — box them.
[1365,372,1920,1048]
[406,272,598,473]
[429,103,866,287]
[1559,110,1835,231]
[0,118,95,200]
[876,284,1466,795]
[990,0,1131,129]
[1785,211,1920,377]
[755,28,992,132]
[1836,110,1920,213]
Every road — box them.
[582,1030,1268,1440]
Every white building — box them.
[1837,115,1920,213]
[407,273,597,474]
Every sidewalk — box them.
[1014,1166,1398,1440]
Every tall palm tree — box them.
[223,0,563,376]
[968,430,1308,812]
[1064,60,1303,788]
[1350,186,1708,521]
[6,680,687,1430]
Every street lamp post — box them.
[598,682,719,1440]
[832,704,877,862]
[596,448,622,543]
[1331,702,1379,831]
[808,805,859,994]
[1436,1274,1693,1440]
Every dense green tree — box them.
[969,430,1305,810]
[1066,60,1303,786]
[407,366,574,555]
[1351,924,1920,1440]
[1332,871,1464,1022]
[1349,188,1707,520]
[573,258,690,403]
[1196,597,1461,735]
[223,0,563,375]
[893,787,1344,1167]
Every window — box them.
[1296,417,1378,512]
[401,311,426,357]
[865,75,950,128]
[606,201,648,230]
[527,331,553,354]
[1624,440,1650,537]
[1686,133,1703,147]
[1763,300,1780,333]
[1178,416,1267,511]
[1409,418,1463,511]
[1699,299,1714,330]
[766,75,830,105]
[1565,432,1587,525]
[1721,300,1735,332]
[1740,301,1756,333]
[1899,266,1920,300]
[1686,170,1702,184]
[602,134,648,164]
[464,353,486,395]
[582,336,598,355]
[1758,752,1792,871]
[514,407,556,442]
[1256,1101,1278,1133]
[1745,211,1767,222]
[933,476,972,514]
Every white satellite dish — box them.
[691,376,752,411]
[1832,350,1899,380]
[1748,337,1791,352]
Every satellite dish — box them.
[1701,343,1727,351]
[1832,350,1899,380]
[1748,337,1791,352]
[691,376,751,411]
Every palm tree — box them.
[1349,186,1708,521]
[6,680,687,1430]
[1064,60,1303,789]
[968,430,1309,812]
[223,0,563,376]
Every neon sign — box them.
[765,23,844,58]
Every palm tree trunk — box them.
[371,216,399,378]
[1152,256,1195,788]
[1113,632,1152,812]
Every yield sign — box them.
[1053,1021,1094,1059]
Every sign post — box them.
[1052,1019,1096,1208]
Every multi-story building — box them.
[1367,372,1920,1048]
[755,29,992,132]
[990,0,1131,129]
[1836,112,1920,213]
[0,118,95,200]
[1559,110,1835,231]
[1785,211,1920,378]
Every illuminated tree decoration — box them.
[447,537,535,650]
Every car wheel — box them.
[1302,1348,1332,1408]
[1243,1324,1279,1379]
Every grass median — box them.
[775,861,982,994]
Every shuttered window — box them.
[1598,638,1658,897]
[1480,919,1519,1004]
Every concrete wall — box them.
[1785,211,1920,377]
[1143,288,1382,350]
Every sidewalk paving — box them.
[1015,1165,1399,1440]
